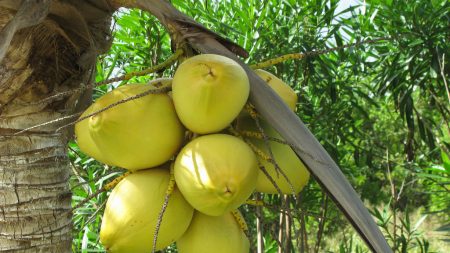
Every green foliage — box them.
[69,141,111,252]
[70,0,449,252]
[372,206,430,252]
[419,151,450,214]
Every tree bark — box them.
[0,2,113,251]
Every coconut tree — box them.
[0,1,114,251]
[0,0,391,252]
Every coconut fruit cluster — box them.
[75,54,310,253]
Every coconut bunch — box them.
[74,54,310,252]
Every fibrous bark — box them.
[0,1,114,252]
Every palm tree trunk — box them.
[0,133,73,251]
[0,2,113,251]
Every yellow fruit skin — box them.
[172,54,250,134]
[254,69,297,111]
[177,211,250,253]
[75,83,184,171]
[100,168,194,253]
[237,117,310,194]
[174,134,258,216]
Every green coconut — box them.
[75,82,184,171]
[172,54,250,134]
[254,69,297,111]
[176,211,249,253]
[100,167,194,253]
[237,116,310,194]
[174,134,258,216]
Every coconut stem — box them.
[55,86,171,132]
[228,125,284,196]
[247,106,298,197]
[104,172,132,190]
[245,199,265,206]
[152,165,176,253]
[249,37,390,70]
[231,210,249,237]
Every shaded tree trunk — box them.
[0,2,113,251]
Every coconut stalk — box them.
[256,193,264,253]
[111,0,393,252]
[285,196,293,253]
[278,195,292,253]
[300,205,309,252]
[278,206,285,253]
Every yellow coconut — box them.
[176,211,249,253]
[174,134,258,216]
[255,69,297,111]
[100,167,194,253]
[172,54,250,134]
[75,83,184,171]
[237,116,310,194]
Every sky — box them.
[332,0,367,42]
[336,0,365,17]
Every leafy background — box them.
[70,0,449,252]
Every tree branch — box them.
[114,0,248,58]
[111,0,393,252]
[0,0,51,62]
